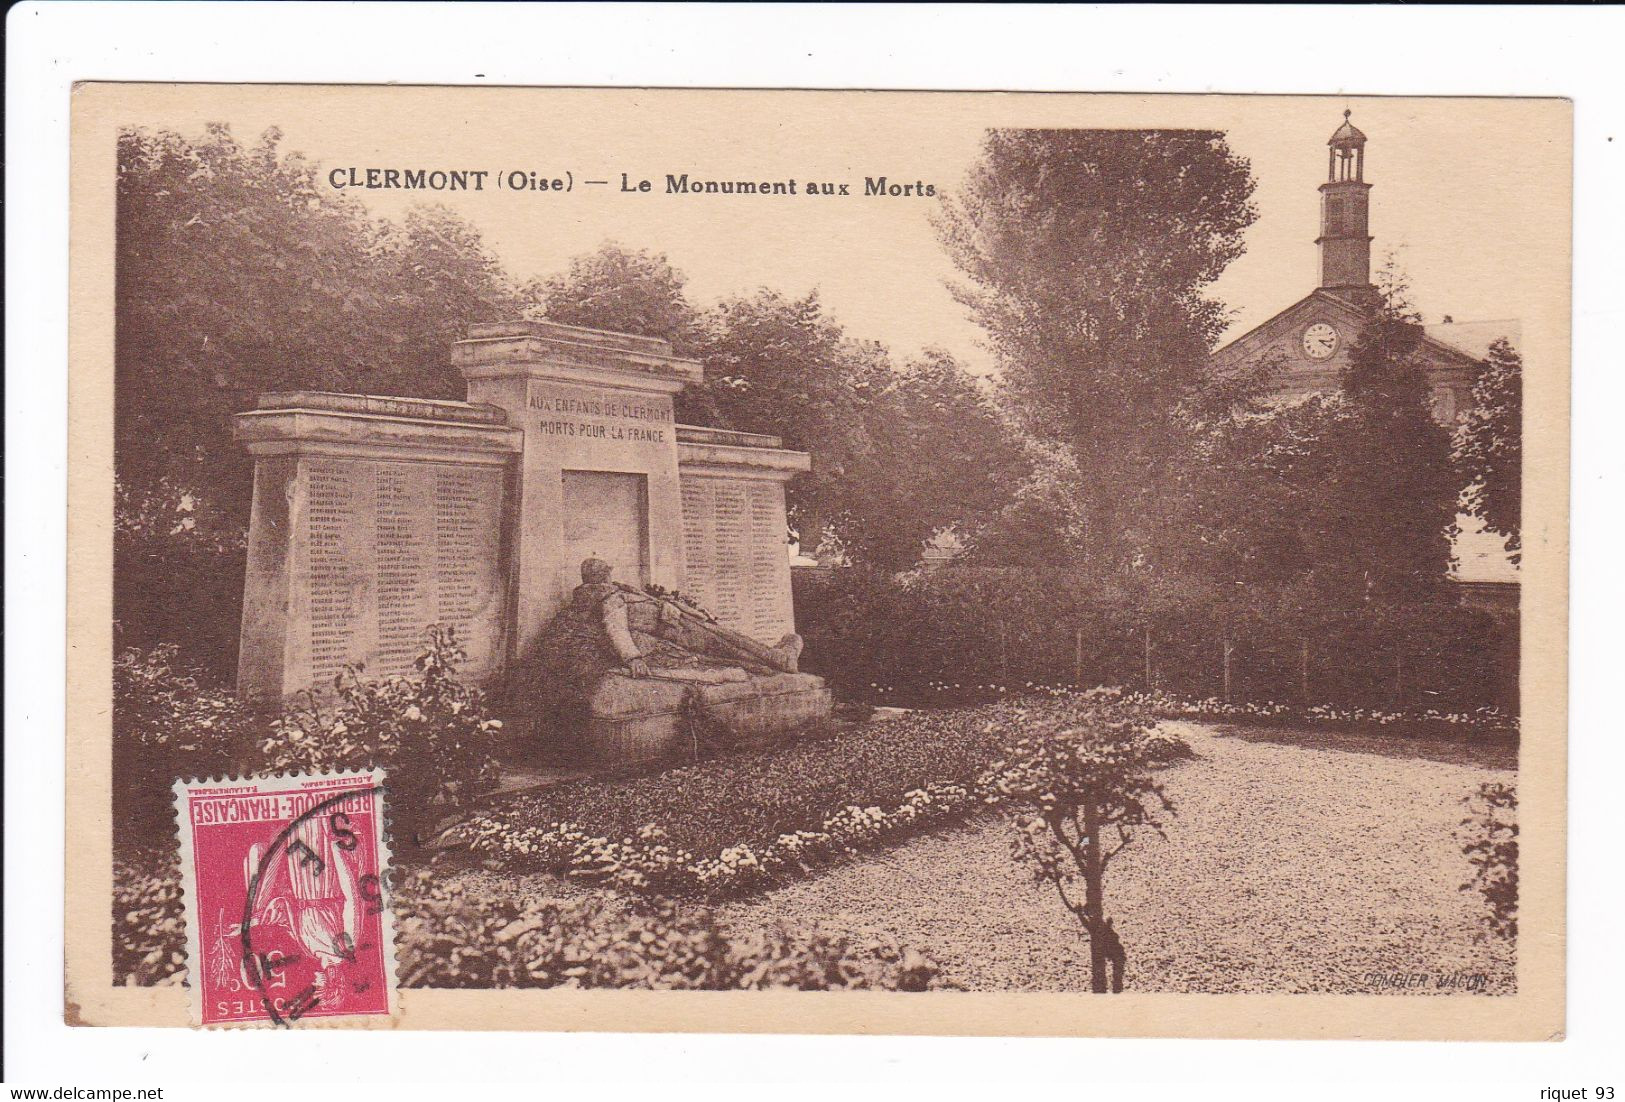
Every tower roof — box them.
[1328,109,1367,147]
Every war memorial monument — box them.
[232,321,833,760]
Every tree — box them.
[1123,387,1354,698]
[981,697,1182,993]
[370,204,524,399]
[117,124,521,532]
[1325,267,1459,604]
[116,124,522,670]
[1455,337,1523,562]
[836,349,1027,572]
[531,242,717,422]
[1117,266,1460,702]
[118,124,380,529]
[937,129,1258,567]
[535,242,703,353]
[531,248,1026,571]
[695,289,882,552]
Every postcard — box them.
[66,84,1569,1038]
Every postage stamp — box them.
[172,769,396,1027]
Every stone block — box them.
[582,669,833,762]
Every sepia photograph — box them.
[60,84,1568,1040]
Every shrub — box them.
[114,478,247,683]
[113,644,257,844]
[795,566,1141,702]
[395,874,946,990]
[257,625,503,842]
[112,849,186,986]
[1460,782,1518,941]
[111,631,511,984]
[793,566,1518,711]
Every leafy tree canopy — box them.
[835,349,1028,572]
[695,288,885,547]
[534,242,703,355]
[937,129,1258,566]
[1327,266,1459,603]
[1061,263,1461,643]
[1455,337,1523,561]
[535,246,1027,569]
[117,124,520,529]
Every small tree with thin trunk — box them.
[980,697,1182,993]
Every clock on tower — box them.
[1302,322,1339,360]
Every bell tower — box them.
[1317,110,1373,294]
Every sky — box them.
[122,88,1567,375]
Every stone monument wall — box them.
[455,322,700,658]
[674,426,804,643]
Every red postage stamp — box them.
[174,769,397,1027]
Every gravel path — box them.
[711,722,1516,994]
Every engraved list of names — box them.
[301,458,505,689]
[679,475,793,644]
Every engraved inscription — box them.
[306,462,368,688]
[375,463,434,670]
[680,479,717,616]
[711,480,749,629]
[748,482,792,640]
[301,458,505,690]
[435,466,500,640]
[526,383,674,445]
[679,475,794,643]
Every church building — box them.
[1210,111,1520,605]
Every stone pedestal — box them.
[453,322,704,659]
[585,669,834,762]
[233,393,521,700]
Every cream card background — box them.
[9,1,1618,1088]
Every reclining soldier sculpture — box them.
[504,557,807,751]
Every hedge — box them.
[793,565,1518,710]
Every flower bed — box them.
[113,645,260,844]
[113,694,1185,985]
[862,681,1517,735]
[450,695,1192,901]
[1133,691,1516,734]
